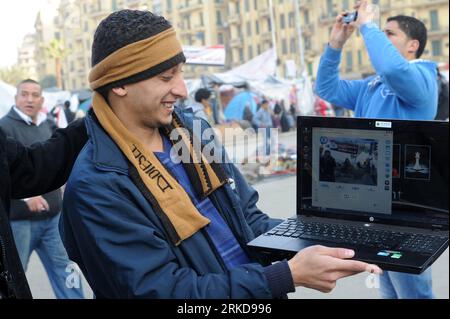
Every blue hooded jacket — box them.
[316,23,438,120]
[59,109,294,299]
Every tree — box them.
[0,65,27,86]
[45,38,69,89]
[40,75,57,89]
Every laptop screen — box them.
[297,117,449,229]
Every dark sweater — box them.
[0,108,62,221]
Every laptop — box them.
[248,116,449,274]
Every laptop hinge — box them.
[431,224,446,230]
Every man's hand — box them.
[329,12,357,50]
[26,196,50,213]
[288,245,382,293]
[352,1,378,28]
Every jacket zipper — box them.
[0,234,15,298]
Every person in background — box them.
[0,79,85,299]
[64,100,76,124]
[50,100,68,128]
[435,68,449,121]
[253,99,274,155]
[190,88,215,124]
[315,0,438,298]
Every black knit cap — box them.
[91,9,186,94]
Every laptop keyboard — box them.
[265,218,448,254]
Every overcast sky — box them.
[0,0,46,68]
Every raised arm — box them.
[361,23,437,108]
[6,118,87,199]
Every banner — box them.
[184,45,225,66]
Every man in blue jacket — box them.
[316,0,438,298]
[59,9,381,299]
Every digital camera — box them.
[343,11,358,24]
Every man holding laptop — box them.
[315,0,439,299]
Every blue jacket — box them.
[316,23,438,120]
[60,109,292,299]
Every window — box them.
[304,10,310,24]
[307,62,313,77]
[280,14,286,29]
[245,0,249,12]
[430,10,439,30]
[289,12,295,28]
[248,46,253,59]
[326,0,333,14]
[346,51,353,72]
[358,50,362,65]
[343,0,349,11]
[282,38,288,54]
[255,21,259,34]
[431,40,442,56]
[290,38,296,54]
[304,36,311,50]
[196,31,205,45]
[218,33,224,44]
[254,0,257,10]
[247,22,252,36]
[216,11,222,26]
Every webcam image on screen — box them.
[318,137,378,186]
[404,145,431,180]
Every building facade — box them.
[24,0,449,91]
[17,34,38,81]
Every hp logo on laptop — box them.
[369,217,375,222]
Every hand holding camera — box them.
[329,1,379,50]
[350,0,380,27]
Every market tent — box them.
[78,96,92,112]
[223,90,258,120]
[0,80,16,118]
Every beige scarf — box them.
[92,93,226,245]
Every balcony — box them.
[258,7,270,18]
[88,6,109,18]
[428,26,449,37]
[380,0,447,12]
[301,23,315,36]
[178,2,203,14]
[261,32,272,43]
[228,13,241,25]
[230,37,243,48]
[299,0,313,9]
[179,29,195,37]
[319,12,337,24]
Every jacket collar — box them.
[85,107,192,174]
[85,111,129,174]
[8,106,47,126]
